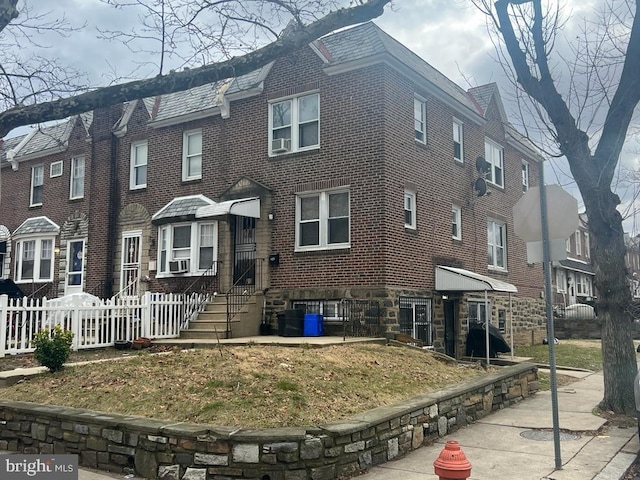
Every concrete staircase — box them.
[180,292,263,339]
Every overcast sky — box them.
[12,0,640,233]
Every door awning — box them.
[435,266,518,293]
[196,197,260,219]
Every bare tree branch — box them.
[0,0,390,138]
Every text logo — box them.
[0,455,78,480]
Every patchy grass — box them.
[515,340,603,371]
[0,344,490,428]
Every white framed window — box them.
[484,139,504,187]
[566,236,571,252]
[584,233,590,258]
[487,219,506,269]
[296,189,350,251]
[130,140,148,189]
[269,93,319,155]
[14,237,54,282]
[50,161,63,178]
[575,230,582,256]
[414,96,426,144]
[182,130,202,181]
[452,205,462,240]
[467,300,490,330]
[70,156,85,199]
[522,161,530,192]
[453,119,463,162]
[576,274,592,296]
[157,221,217,276]
[30,165,44,206]
[404,190,416,229]
[555,268,567,293]
[292,300,344,321]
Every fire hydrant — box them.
[433,440,472,480]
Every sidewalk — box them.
[356,369,639,480]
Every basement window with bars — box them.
[291,300,343,321]
[399,297,432,346]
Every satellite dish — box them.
[476,156,489,175]
[474,178,487,197]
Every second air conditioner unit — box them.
[169,259,190,274]
[272,138,291,153]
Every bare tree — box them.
[0,0,391,138]
[475,0,640,413]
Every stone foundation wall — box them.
[0,364,537,480]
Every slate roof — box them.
[17,122,73,157]
[152,195,215,224]
[318,22,482,117]
[14,216,60,236]
[558,259,595,275]
[467,84,496,115]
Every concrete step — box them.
[180,329,230,339]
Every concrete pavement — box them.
[355,369,639,480]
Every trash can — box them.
[303,313,323,336]
[279,309,305,337]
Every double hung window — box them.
[15,238,54,282]
[487,219,506,269]
[130,141,148,189]
[296,189,349,251]
[404,190,416,229]
[485,139,504,187]
[453,119,463,162]
[183,130,202,181]
[70,156,85,199]
[158,221,217,275]
[270,93,319,154]
[452,205,462,240]
[30,165,44,206]
[414,97,426,143]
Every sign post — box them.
[513,173,578,471]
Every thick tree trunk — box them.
[584,190,637,413]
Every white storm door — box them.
[65,239,85,295]
[121,232,142,297]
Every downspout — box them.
[104,130,119,298]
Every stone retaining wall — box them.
[0,363,537,480]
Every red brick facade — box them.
[0,23,547,356]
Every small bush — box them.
[33,325,74,372]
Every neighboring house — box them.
[624,233,640,300]
[0,22,547,357]
[552,213,595,308]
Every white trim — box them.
[484,138,504,188]
[65,238,86,295]
[70,156,85,200]
[521,160,530,192]
[130,140,148,189]
[452,204,462,240]
[453,118,464,163]
[295,188,350,252]
[50,161,63,178]
[30,165,44,207]
[268,92,320,157]
[404,190,417,229]
[156,221,218,277]
[487,218,507,270]
[14,236,56,283]
[182,129,202,182]
[414,96,427,144]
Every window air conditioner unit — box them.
[272,138,291,153]
[169,259,190,274]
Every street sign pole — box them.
[539,162,562,470]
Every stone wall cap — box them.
[230,427,307,441]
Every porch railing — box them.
[225,259,263,338]
[0,292,186,357]
[180,261,220,330]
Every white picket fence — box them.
[0,292,209,357]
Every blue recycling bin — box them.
[303,313,323,336]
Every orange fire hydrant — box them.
[433,440,472,480]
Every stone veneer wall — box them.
[0,364,537,480]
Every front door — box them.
[444,299,457,357]
[233,216,256,285]
[65,239,85,295]
[120,232,141,297]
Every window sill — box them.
[452,237,462,244]
[405,226,418,234]
[487,266,508,275]
[69,197,84,202]
[129,186,147,192]
[269,147,320,160]
[181,177,202,185]
[454,159,464,166]
[294,247,350,256]
[29,204,42,209]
